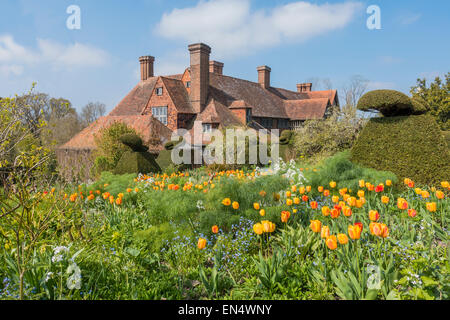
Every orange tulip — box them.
[397,198,408,210]
[381,196,390,204]
[323,190,330,197]
[253,223,263,235]
[330,208,340,219]
[329,181,337,189]
[369,210,380,222]
[306,186,312,192]
[408,209,417,218]
[348,224,362,240]
[337,234,349,245]
[357,190,365,198]
[286,199,293,206]
[259,209,266,217]
[386,180,392,186]
[115,197,122,206]
[310,220,322,233]
[281,211,291,223]
[435,190,445,199]
[332,196,339,203]
[197,238,207,250]
[421,191,430,199]
[441,181,449,188]
[286,191,292,198]
[359,180,365,188]
[232,201,240,210]
[342,206,352,217]
[212,225,219,234]
[310,201,318,209]
[321,226,330,239]
[293,197,300,205]
[222,198,231,206]
[326,236,338,250]
[318,186,324,193]
[253,203,260,210]
[426,202,437,212]
[321,206,331,217]
[302,195,309,202]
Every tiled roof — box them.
[209,73,290,119]
[160,77,196,113]
[284,98,330,120]
[59,115,172,152]
[109,78,158,116]
[196,97,244,126]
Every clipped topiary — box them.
[357,90,414,117]
[114,133,161,175]
[164,137,183,151]
[351,114,450,186]
[279,130,294,145]
[119,133,145,151]
[114,151,161,175]
[410,96,429,115]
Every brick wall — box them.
[143,78,178,131]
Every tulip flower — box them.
[375,185,384,193]
[222,198,232,206]
[359,180,365,188]
[435,191,444,200]
[342,206,352,217]
[332,196,339,203]
[330,208,340,219]
[318,186,324,193]
[348,224,362,240]
[337,234,349,245]
[286,199,293,206]
[293,197,300,205]
[397,198,408,210]
[326,236,338,250]
[381,196,390,204]
[310,220,322,233]
[310,201,318,209]
[426,202,437,212]
[281,211,291,223]
[253,203,260,210]
[321,226,330,239]
[253,223,263,235]
[369,210,380,222]
[329,181,337,188]
[441,181,449,189]
[322,206,331,217]
[197,238,207,250]
[259,209,266,217]
[232,201,240,210]
[302,195,309,202]
[408,209,417,218]
[212,225,219,234]
[323,190,330,197]
[286,191,292,198]
[386,180,392,186]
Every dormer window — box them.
[202,123,212,133]
[156,87,163,96]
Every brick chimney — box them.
[257,66,271,89]
[188,43,211,113]
[209,60,224,75]
[139,56,155,81]
[297,83,312,92]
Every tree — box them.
[342,75,369,107]
[80,102,106,128]
[410,72,450,130]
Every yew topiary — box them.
[357,90,414,117]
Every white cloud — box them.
[0,34,110,78]
[399,13,421,25]
[156,0,362,58]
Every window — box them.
[279,119,289,129]
[186,81,191,88]
[260,118,272,129]
[152,106,168,125]
[156,87,163,96]
[246,109,252,124]
[202,123,212,133]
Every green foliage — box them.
[119,133,144,151]
[411,72,450,130]
[86,171,136,196]
[114,151,160,175]
[444,131,450,149]
[293,105,365,162]
[357,90,414,116]
[351,114,450,186]
[93,122,137,175]
[304,151,397,191]
[134,223,178,253]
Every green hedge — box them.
[119,133,144,151]
[357,90,414,116]
[351,115,450,186]
[114,151,161,175]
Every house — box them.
[57,42,339,180]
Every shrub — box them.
[119,133,145,151]
[114,151,160,175]
[443,131,450,149]
[411,96,429,115]
[351,114,450,186]
[293,105,365,162]
[93,122,137,175]
[357,90,414,116]
[303,151,397,192]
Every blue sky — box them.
[0,0,449,113]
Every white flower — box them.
[196,200,205,210]
[66,262,82,290]
[44,272,54,283]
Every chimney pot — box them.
[209,60,224,75]
[139,56,155,81]
[257,66,271,89]
[297,82,312,92]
